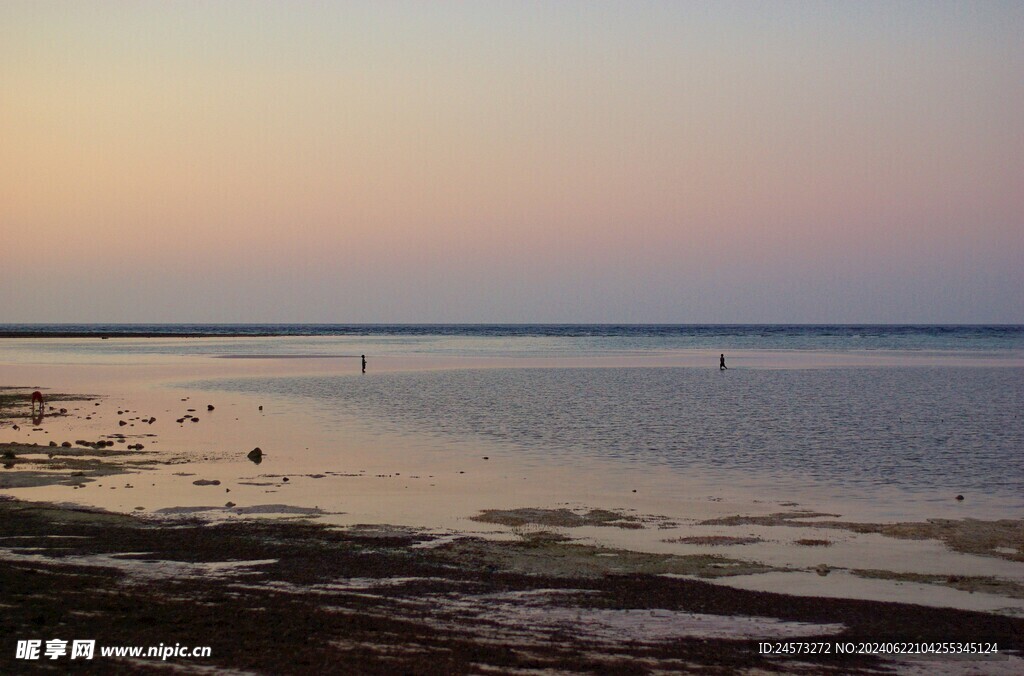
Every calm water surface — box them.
[3,325,1022,513]
[198,366,1023,506]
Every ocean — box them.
[2,324,1022,516]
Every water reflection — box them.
[31,390,44,426]
[198,366,1024,502]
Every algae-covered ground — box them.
[2,497,1022,674]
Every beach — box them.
[2,330,1023,672]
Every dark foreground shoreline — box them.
[1,497,1021,674]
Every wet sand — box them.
[2,385,1024,672]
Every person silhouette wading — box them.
[720,354,728,370]
[361,355,367,373]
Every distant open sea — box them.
[2,324,1023,352]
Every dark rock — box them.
[956,495,965,501]
[119,420,127,426]
[225,501,236,508]
[192,479,221,486]
[61,442,71,448]
[207,405,215,411]
[247,448,264,464]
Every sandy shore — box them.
[2,386,1023,672]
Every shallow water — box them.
[193,365,1023,508]
[3,331,1023,519]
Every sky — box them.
[1,1,1022,323]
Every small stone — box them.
[192,479,221,486]
[225,501,236,508]
[49,441,58,447]
[207,405,214,411]
[955,495,964,501]
[282,477,289,482]
[61,442,71,448]
[119,420,127,426]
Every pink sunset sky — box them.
[1,1,1021,323]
